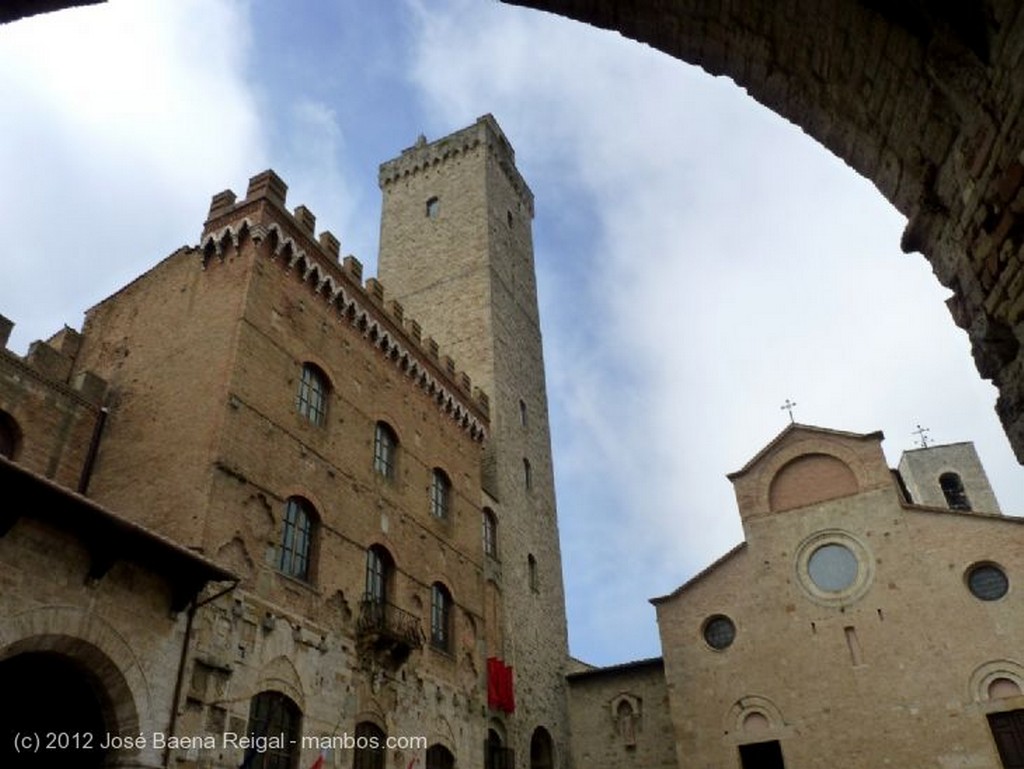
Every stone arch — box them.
[426,714,457,756]
[750,438,872,516]
[503,0,1024,463]
[724,694,785,735]
[254,654,306,710]
[769,453,859,512]
[969,659,1024,703]
[0,605,151,733]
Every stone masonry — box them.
[378,115,570,769]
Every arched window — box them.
[246,691,301,769]
[279,497,315,581]
[486,727,512,769]
[430,582,452,651]
[529,727,554,769]
[373,422,398,480]
[482,508,498,558]
[353,721,386,769]
[528,554,538,593]
[426,744,454,769]
[431,469,451,520]
[365,545,393,605]
[425,196,440,219]
[296,363,329,426]
[0,411,21,459]
[940,472,971,511]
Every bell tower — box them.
[378,115,569,764]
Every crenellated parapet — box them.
[198,171,490,440]
[0,315,107,407]
[378,114,534,217]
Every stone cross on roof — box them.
[780,398,797,423]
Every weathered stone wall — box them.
[504,0,1024,464]
[378,116,571,767]
[654,426,1024,768]
[0,515,189,769]
[51,167,499,768]
[566,660,677,769]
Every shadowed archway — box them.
[0,652,111,769]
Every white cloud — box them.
[0,0,264,352]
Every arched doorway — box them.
[529,727,553,769]
[0,652,110,768]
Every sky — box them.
[1,0,1021,666]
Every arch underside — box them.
[504,0,1024,463]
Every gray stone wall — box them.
[566,660,676,769]
[379,116,571,767]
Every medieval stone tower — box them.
[378,115,570,765]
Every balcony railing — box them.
[357,596,424,665]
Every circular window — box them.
[808,543,859,592]
[795,530,873,605]
[703,615,736,650]
[967,563,1009,601]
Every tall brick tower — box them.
[378,115,569,765]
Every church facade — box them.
[569,424,1024,769]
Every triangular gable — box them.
[726,424,890,521]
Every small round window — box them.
[808,543,859,592]
[703,615,736,650]
[967,563,1009,601]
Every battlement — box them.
[0,314,107,406]
[378,114,534,216]
[198,171,490,439]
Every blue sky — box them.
[1,0,1021,666]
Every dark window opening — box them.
[431,582,452,651]
[431,469,451,519]
[365,546,393,605]
[374,422,398,480]
[988,709,1024,769]
[426,744,454,769]
[483,508,498,558]
[739,739,786,769]
[940,472,971,511]
[353,722,386,769]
